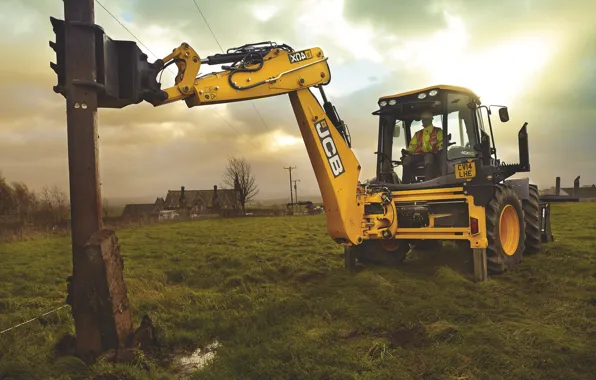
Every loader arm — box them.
[145,42,364,245]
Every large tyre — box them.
[522,185,541,254]
[486,184,526,274]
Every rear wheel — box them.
[522,184,541,254]
[344,239,410,270]
[486,185,525,274]
[410,240,443,251]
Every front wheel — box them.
[486,184,526,274]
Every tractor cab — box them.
[372,85,511,189]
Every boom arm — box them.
[145,42,364,245]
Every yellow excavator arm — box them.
[146,41,365,245]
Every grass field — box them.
[1,203,595,379]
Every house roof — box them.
[164,188,238,209]
[164,190,202,209]
[561,185,596,198]
[122,203,157,216]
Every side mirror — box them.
[393,122,401,138]
[499,107,510,123]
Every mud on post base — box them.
[69,229,134,363]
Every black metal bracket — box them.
[72,79,106,91]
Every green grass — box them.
[1,204,596,379]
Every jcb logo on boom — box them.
[315,119,345,178]
[288,49,313,64]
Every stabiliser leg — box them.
[473,248,488,282]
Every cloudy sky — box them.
[1,0,595,203]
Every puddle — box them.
[177,341,221,376]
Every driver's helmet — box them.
[420,110,433,119]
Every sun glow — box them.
[271,132,302,148]
[389,13,556,105]
[431,35,554,105]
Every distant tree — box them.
[36,185,69,226]
[11,182,37,225]
[222,157,259,215]
[50,185,69,223]
[0,171,16,216]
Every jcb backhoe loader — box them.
[49,22,545,277]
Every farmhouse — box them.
[163,185,240,214]
[121,197,164,219]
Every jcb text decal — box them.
[288,49,313,64]
[315,119,345,178]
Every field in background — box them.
[1,203,595,379]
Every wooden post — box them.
[473,248,488,282]
[62,0,133,362]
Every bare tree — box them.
[35,185,69,227]
[50,185,69,223]
[11,182,37,224]
[0,171,16,216]
[222,157,258,215]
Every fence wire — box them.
[0,305,68,336]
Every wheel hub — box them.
[499,205,520,256]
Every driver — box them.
[401,110,443,183]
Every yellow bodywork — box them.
[289,89,364,244]
[149,43,331,107]
[362,187,488,249]
[147,42,489,249]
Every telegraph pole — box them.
[292,179,300,203]
[284,166,296,213]
[52,0,134,363]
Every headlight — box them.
[379,100,387,107]
[388,99,397,105]
[429,90,438,96]
[418,92,427,99]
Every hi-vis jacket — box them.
[406,124,444,153]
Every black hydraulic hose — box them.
[158,58,185,84]
[227,52,269,91]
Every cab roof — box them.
[378,84,478,101]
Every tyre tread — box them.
[523,185,541,254]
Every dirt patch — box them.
[374,321,461,349]
[424,321,461,343]
[387,324,429,348]
[338,328,360,341]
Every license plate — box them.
[455,162,476,179]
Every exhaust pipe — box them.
[574,175,581,196]
[518,122,529,171]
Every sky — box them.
[0,0,595,203]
